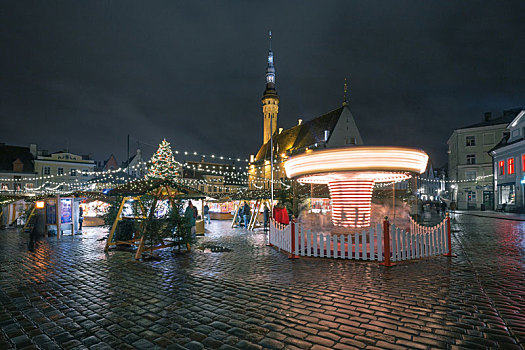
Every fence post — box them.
[288,220,299,259]
[380,216,394,267]
[443,212,452,257]
[266,218,273,247]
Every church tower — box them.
[262,31,279,145]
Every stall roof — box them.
[106,179,206,198]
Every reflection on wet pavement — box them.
[0,216,524,349]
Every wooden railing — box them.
[269,214,452,265]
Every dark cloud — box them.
[1,1,525,166]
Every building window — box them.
[467,191,476,202]
[43,167,50,175]
[499,160,505,175]
[498,184,515,205]
[508,158,515,175]
[466,136,475,146]
[57,168,64,175]
[82,169,89,177]
[466,154,476,165]
[25,183,34,189]
[1,183,8,190]
[70,169,77,176]
[465,171,477,181]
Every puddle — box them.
[197,245,232,253]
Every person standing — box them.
[263,204,269,232]
[238,203,244,227]
[78,206,84,232]
[184,201,197,240]
[243,202,251,229]
[203,203,211,224]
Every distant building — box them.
[447,108,523,210]
[248,35,363,190]
[0,143,37,193]
[489,109,525,211]
[95,154,119,172]
[122,149,147,178]
[34,149,95,190]
[183,160,246,196]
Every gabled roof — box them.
[255,106,344,161]
[0,144,35,172]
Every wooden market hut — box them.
[104,179,205,259]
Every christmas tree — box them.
[146,139,179,180]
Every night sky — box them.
[2,1,525,167]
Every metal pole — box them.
[270,114,274,208]
[392,182,396,227]
[127,134,130,175]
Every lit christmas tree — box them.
[146,139,179,180]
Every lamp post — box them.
[270,113,274,208]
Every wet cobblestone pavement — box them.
[1,215,525,349]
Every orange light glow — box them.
[508,158,514,175]
[284,146,429,228]
[35,201,45,209]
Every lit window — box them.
[508,158,515,175]
[466,136,475,146]
[499,160,505,175]
[1,183,8,190]
[466,154,476,165]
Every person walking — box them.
[243,202,251,229]
[203,203,211,224]
[263,204,269,232]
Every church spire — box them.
[262,30,279,145]
[265,31,276,90]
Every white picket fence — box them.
[269,216,449,262]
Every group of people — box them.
[236,201,252,228]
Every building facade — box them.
[183,161,246,196]
[489,110,525,211]
[447,109,522,210]
[122,149,147,178]
[34,150,95,190]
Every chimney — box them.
[279,128,283,134]
[29,144,37,158]
[484,112,492,121]
[297,119,303,125]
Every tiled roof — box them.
[458,108,523,130]
[255,106,344,161]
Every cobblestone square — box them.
[1,213,525,349]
